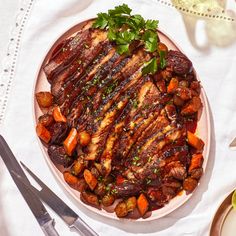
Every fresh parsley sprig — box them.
[92,4,166,75]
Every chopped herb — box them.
[117,44,130,55]
[93,4,162,75]
[105,186,111,192]
[96,116,102,122]
[145,19,159,30]
[111,189,118,195]
[108,4,132,16]
[159,50,166,69]
[148,156,152,162]
[92,76,100,85]
[132,99,139,109]
[84,44,89,49]
[133,156,141,166]
[143,104,150,109]
[92,13,109,29]
[143,30,158,53]
[142,58,158,76]
[86,95,92,101]
[98,176,103,182]
[153,168,159,174]
[105,81,118,95]
[146,179,152,185]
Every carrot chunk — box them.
[189,154,204,172]
[63,128,78,156]
[63,171,87,192]
[187,131,204,151]
[181,96,202,115]
[63,171,79,185]
[167,77,179,94]
[53,106,67,122]
[137,193,149,216]
[36,123,51,143]
[83,169,98,190]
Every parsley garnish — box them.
[132,99,139,109]
[92,4,166,75]
[142,58,158,75]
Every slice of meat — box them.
[44,21,94,81]
[38,23,204,217]
[51,39,108,99]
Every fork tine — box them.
[20,161,46,188]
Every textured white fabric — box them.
[0,0,236,235]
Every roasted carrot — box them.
[63,171,87,192]
[63,171,79,185]
[176,87,192,101]
[116,175,125,185]
[187,131,204,151]
[83,169,98,190]
[167,77,178,94]
[181,96,202,115]
[137,193,149,216]
[188,154,204,173]
[36,123,51,143]
[63,128,78,156]
[53,106,67,122]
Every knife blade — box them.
[14,161,98,236]
[0,135,59,236]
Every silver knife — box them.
[0,135,59,236]
[13,162,99,236]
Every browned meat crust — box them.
[36,23,204,218]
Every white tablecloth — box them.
[0,0,236,235]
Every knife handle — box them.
[41,219,60,236]
[71,218,98,236]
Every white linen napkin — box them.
[0,0,236,235]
